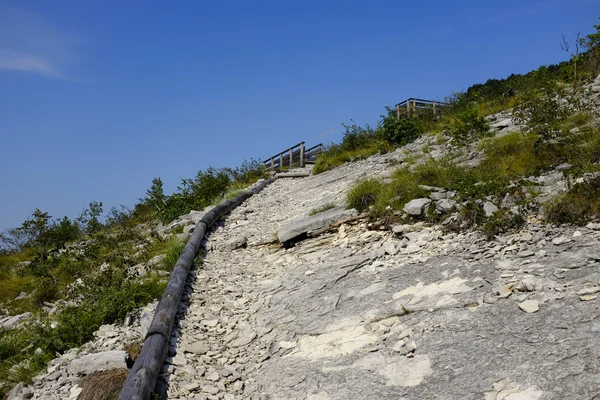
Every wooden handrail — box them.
[264,142,305,162]
[395,98,449,118]
[263,142,323,170]
[395,98,449,107]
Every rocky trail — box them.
[159,158,600,400]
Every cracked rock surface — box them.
[162,157,600,400]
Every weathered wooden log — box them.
[119,177,277,400]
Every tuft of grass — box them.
[309,202,336,216]
[162,240,186,272]
[546,177,600,225]
[79,368,128,400]
[124,341,142,363]
[346,179,385,212]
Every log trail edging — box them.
[119,177,277,400]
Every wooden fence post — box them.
[289,148,293,168]
[279,153,283,169]
[299,142,305,168]
[271,157,274,169]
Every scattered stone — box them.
[518,300,539,313]
[483,202,499,217]
[182,342,209,355]
[552,236,570,245]
[220,236,248,251]
[139,302,158,339]
[580,295,598,301]
[429,192,448,201]
[383,242,397,255]
[576,287,600,296]
[436,199,456,213]
[403,198,432,216]
[0,312,32,331]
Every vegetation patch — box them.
[161,239,186,272]
[546,176,600,224]
[346,179,385,212]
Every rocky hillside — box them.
[6,85,600,398]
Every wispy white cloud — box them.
[312,127,336,141]
[0,6,79,80]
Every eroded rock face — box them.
[157,159,600,399]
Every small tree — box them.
[579,18,600,77]
[145,177,167,213]
[512,84,571,143]
[77,201,104,234]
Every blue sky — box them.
[0,0,598,230]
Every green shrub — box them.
[339,121,381,152]
[449,108,490,144]
[228,158,268,186]
[346,179,384,211]
[512,86,571,142]
[381,115,424,146]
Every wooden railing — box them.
[395,98,449,118]
[263,142,323,170]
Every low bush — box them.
[546,176,600,224]
[448,108,490,144]
[512,85,572,142]
[381,113,424,146]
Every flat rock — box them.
[220,236,248,251]
[277,207,358,243]
[67,350,127,376]
[403,198,432,216]
[483,201,499,217]
[181,342,209,355]
[139,301,158,339]
[436,199,456,213]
